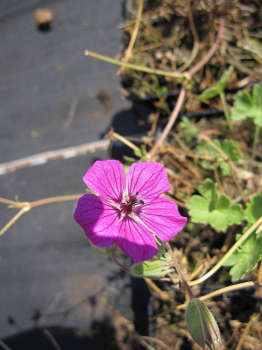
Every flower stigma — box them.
[120,191,144,216]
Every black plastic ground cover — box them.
[0,0,153,344]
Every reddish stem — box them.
[148,17,225,157]
[187,18,225,79]
[149,83,187,156]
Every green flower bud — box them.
[186,298,223,350]
[131,256,172,279]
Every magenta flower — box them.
[74,160,187,263]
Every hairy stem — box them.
[165,242,195,300]
[110,246,131,273]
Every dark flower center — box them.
[120,191,144,215]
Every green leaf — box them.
[196,139,240,176]
[231,85,262,126]
[252,85,262,126]
[134,145,147,158]
[187,179,244,230]
[198,66,233,101]
[223,233,262,281]
[253,85,262,110]
[178,116,199,145]
[123,156,137,165]
[243,193,262,232]
[134,149,142,157]
[131,256,172,279]
[245,193,262,225]
[223,194,262,281]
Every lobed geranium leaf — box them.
[223,194,262,281]
[245,193,262,226]
[198,66,233,101]
[231,85,262,126]
[187,179,244,230]
[223,233,262,281]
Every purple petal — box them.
[74,194,119,247]
[83,160,125,203]
[115,216,158,263]
[126,162,171,203]
[134,198,187,242]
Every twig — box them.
[187,18,225,79]
[151,281,255,319]
[139,339,155,350]
[140,336,168,350]
[149,83,187,156]
[165,242,195,300]
[29,194,83,208]
[235,315,256,350]
[42,329,61,350]
[145,278,170,301]
[106,129,140,152]
[178,0,200,72]
[0,139,110,175]
[120,0,144,67]
[0,195,83,236]
[257,261,262,285]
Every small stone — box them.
[35,8,53,31]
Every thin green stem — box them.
[189,216,262,286]
[219,91,233,131]
[90,241,108,255]
[165,242,195,300]
[110,246,131,273]
[85,50,186,80]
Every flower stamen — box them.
[120,191,144,215]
